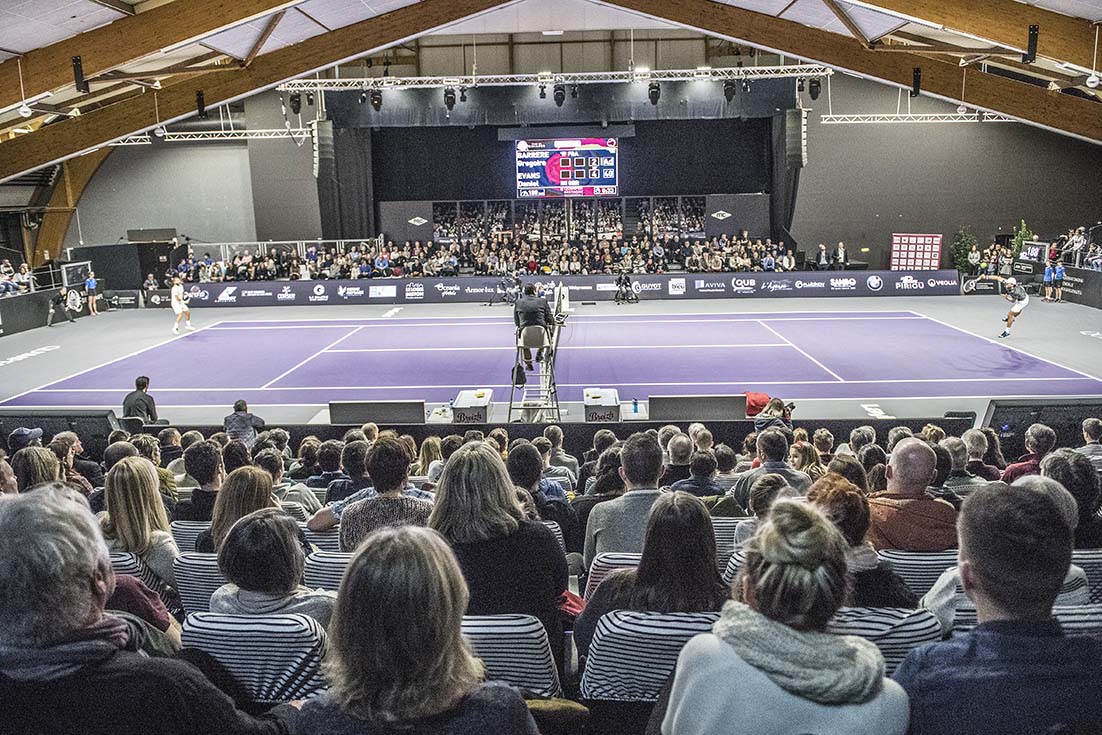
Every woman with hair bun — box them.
[662,500,908,735]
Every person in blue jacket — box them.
[1054,260,1066,303]
[1042,260,1054,302]
[84,270,99,316]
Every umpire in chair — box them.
[514,283,554,372]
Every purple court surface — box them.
[4,309,1102,410]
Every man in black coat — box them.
[513,284,554,371]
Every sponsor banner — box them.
[137,270,962,308]
[1061,268,1102,310]
[104,290,140,310]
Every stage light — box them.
[289,91,301,115]
[359,90,367,104]
[459,87,467,102]
[723,79,736,103]
[72,55,89,94]
[444,86,456,110]
[570,84,578,99]
[1022,24,1039,64]
[1088,74,1101,89]
[648,81,660,105]
[911,67,921,98]
[370,89,382,111]
[957,103,968,115]
[797,79,805,92]
[196,90,207,119]
[306,91,315,106]
[153,125,166,138]
[17,102,32,118]
[741,79,751,93]
[808,78,821,100]
[539,84,547,100]
[553,83,565,107]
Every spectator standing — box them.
[584,433,666,568]
[867,439,957,551]
[122,376,160,425]
[1001,423,1055,484]
[730,429,811,509]
[339,436,431,552]
[223,400,265,449]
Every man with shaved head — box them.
[867,438,958,551]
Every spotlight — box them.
[741,79,751,93]
[808,78,821,101]
[1087,74,1101,90]
[306,91,315,106]
[72,55,89,94]
[570,84,578,99]
[797,79,805,92]
[723,80,736,103]
[648,81,660,105]
[957,103,968,115]
[444,86,456,111]
[553,83,565,107]
[17,102,32,118]
[910,67,921,98]
[460,87,467,103]
[196,90,207,119]
[359,90,367,104]
[1022,24,1039,64]
[289,91,301,115]
[153,125,166,138]
[370,89,382,112]
[539,84,547,100]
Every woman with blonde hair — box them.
[195,466,278,552]
[662,500,908,734]
[429,442,567,651]
[100,456,179,588]
[789,441,826,481]
[297,525,536,733]
[11,446,60,492]
[411,435,442,477]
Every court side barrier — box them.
[147,270,963,309]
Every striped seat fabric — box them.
[462,614,561,698]
[710,517,748,569]
[182,613,327,704]
[953,572,1091,632]
[170,521,211,553]
[584,552,642,599]
[304,550,353,590]
[580,610,720,702]
[721,549,749,585]
[173,553,226,614]
[311,486,327,505]
[827,607,943,675]
[298,522,341,552]
[109,551,182,618]
[1072,550,1102,604]
[1053,604,1102,636]
[540,520,566,553]
[877,549,958,597]
[279,501,307,522]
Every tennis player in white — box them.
[978,275,1028,338]
[171,277,194,334]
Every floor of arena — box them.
[3,295,1101,424]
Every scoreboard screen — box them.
[515,138,618,198]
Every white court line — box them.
[206,315,925,330]
[259,325,367,389]
[325,343,792,353]
[906,310,1102,383]
[34,376,1091,393]
[757,320,846,382]
[0,319,227,405]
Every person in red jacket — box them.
[1002,423,1056,484]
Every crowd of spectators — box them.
[3,407,1102,733]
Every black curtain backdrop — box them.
[318,125,376,240]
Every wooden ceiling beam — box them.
[0,0,509,182]
[600,0,1102,142]
[0,0,305,112]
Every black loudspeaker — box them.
[1022,24,1039,64]
[785,108,807,169]
[313,119,335,174]
[329,401,426,425]
[911,68,922,98]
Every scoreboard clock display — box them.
[515,138,618,198]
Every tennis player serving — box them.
[976,274,1028,339]
[171,277,194,335]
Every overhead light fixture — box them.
[196,90,207,119]
[444,86,456,110]
[957,68,969,116]
[359,90,368,104]
[1088,26,1100,89]
[537,71,554,84]
[459,87,467,102]
[370,89,382,111]
[723,79,736,103]
[634,67,651,82]
[570,84,578,99]
[741,79,751,93]
[647,81,660,105]
[957,103,968,115]
[18,102,32,118]
[152,80,162,90]
[553,83,565,107]
[1088,74,1101,89]
[152,91,166,139]
[153,125,166,137]
[539,84,547,99]
[541,30,564,36]
[289,91,301,115]
[306,91,315,106]
[808,78,821,100]
[694,66,712,79]
[910,67,921,98]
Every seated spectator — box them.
[924,442,963,510]
[99,457,180,589]
[584,428,618,465]
[427,434,464,484]
[980,426,1008,470]
[839,425,876,457]
[1075,417,1102,473]
[584,433,665,568]
[735,474,794,546]
[543,425,579,477]
[812,428,834,463]
[920,423,946,445]
[730,429,812,509]
[11,446,59,493]
[411,435,442,477]
[295,525,536,734]
[1001,422,1056,484]
[828,454,869,494]
[670,451,726,498]
[221,440,253,474]
[752,397,793,432]
[658,425,682,465]
[487,428,509,460]
[886,426,913,454]
[712,444,740,493]
[662,433,695,486]
[339,436,431,552]
[807,474,917,608]
[531,437,575,495]
[208,432,230,447]
[507,442,581,554]
[939,437,987,497]
[867,464,888,493]
[360,422,379,444]
[1041,448,1102,548]
[962,428,1001,481]
[734,431,758,473]
[174,440,225,522]
[789,441,826,481]
[158,428,183,468]
[196,466,279,553]
[222,399,265,449]
[287,437,320,481]
[572,445,625,552]
[894,482,1102,734]
[429,442,567,651]
[921,476,1088,634]
[868,438,957,551]
[307,440,349,493]
[857,444,887,475]
[130,434,178,501]
[254,448,320,514]
[0,450,15,494]
[663,500,908,734]
[575,492,729,659]
[47,438,94,496]
[694,428,714,453]
[211,508,337,626]
[53,430,104,488]
[122,375,161,425]
[0,487,295,733]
